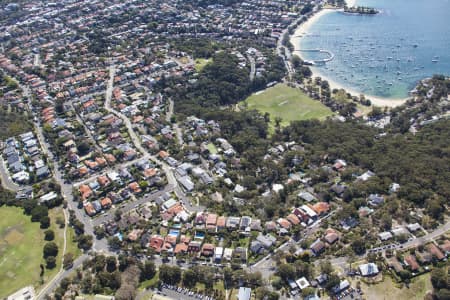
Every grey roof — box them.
[36,166,49,177]
[256,233,276,248]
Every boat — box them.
[432,59,439,63]
[387,56,393,60]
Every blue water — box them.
[169,229,180,237]
[298,0,450,99]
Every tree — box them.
[302,287,315,298]
[380,213,392,231]
[63,253,74,269]
[431,267,448,290]
[72,219,85,234]
[106,256,118,273]
[276,263,295,282]
[159,265,181,285]
[77,140,91,155]
[398,270,412,281]
[319,261,334,275]
[108,236,122,250]
[31,205,48,222]
[182,269,198,288]
[40,216,50,229]
[44,229,55,241]
[94,226,106,239]
[77,234,93,250]
[325,274,340,292]
[23,199,38,215]
[46,256,57,269]
[351,238,366,255]
[140,261,156,281]
[43,242,59,258]
[255,287,279,300]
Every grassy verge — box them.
[139,272,160,290]
[243,83,333,130]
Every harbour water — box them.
[298,0,450,99]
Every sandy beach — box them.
[289,0,409,108]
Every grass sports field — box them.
[0,206,78,297]
[243,83,333,128]
[0,206,45,297]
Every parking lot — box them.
[156,284,215,300]
[336,288,363,300]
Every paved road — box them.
[403,220,450,249]
[247,55,256,81]
[37,254,89,299]
[91,184,175,227]
[0,157,21,191]
[166,98,184,146]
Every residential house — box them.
[404,255,420,272]
[201,243,215,257]
[359,263,379,277]
[427,243,445,261]
[206,213,218,232]
[149,235,164,253]
[188,241,201,253]
[310,239,325,256]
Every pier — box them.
[294,49,335,65]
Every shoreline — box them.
[289,1,409,108]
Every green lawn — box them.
[195,58,212,72]
[243,83,333,129]
[0,206,45,297]
[206,143,218,154]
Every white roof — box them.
[300,205,317,218]
[378,231,393,240]
[238,287,251,300]
[163,198,178,210]
[223,248,233,258]
[359,263,379,276]
[272,184,284,192]
[391,227,408,236]
[296,277,310,289]
[215,247,223,256]
[40,191,58,202]
[107,171,120,181]
[407,223,421,232]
